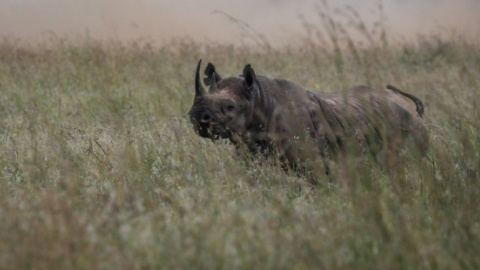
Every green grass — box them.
[0,33,479,269]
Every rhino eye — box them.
[221,105,235,114]
[226,105,236,112]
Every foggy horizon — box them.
[1,0,479,47]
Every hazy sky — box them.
[0,0,478,46]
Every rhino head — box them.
[188,59,259,140]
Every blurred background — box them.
[0,0,479,46]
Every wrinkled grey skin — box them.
[188,59,429,174]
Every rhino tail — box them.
[386,84,424,117]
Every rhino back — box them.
[251,77,428,162]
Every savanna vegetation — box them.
[0,9,479,269]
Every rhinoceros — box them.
[188,59,429,176]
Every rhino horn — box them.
[195,59,206,97]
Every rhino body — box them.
[188,60,429,174]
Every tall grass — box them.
[0,12,479,269]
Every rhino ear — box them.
[203,62,222,86]
[243,64,256,90]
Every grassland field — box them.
[0,26,479,269]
